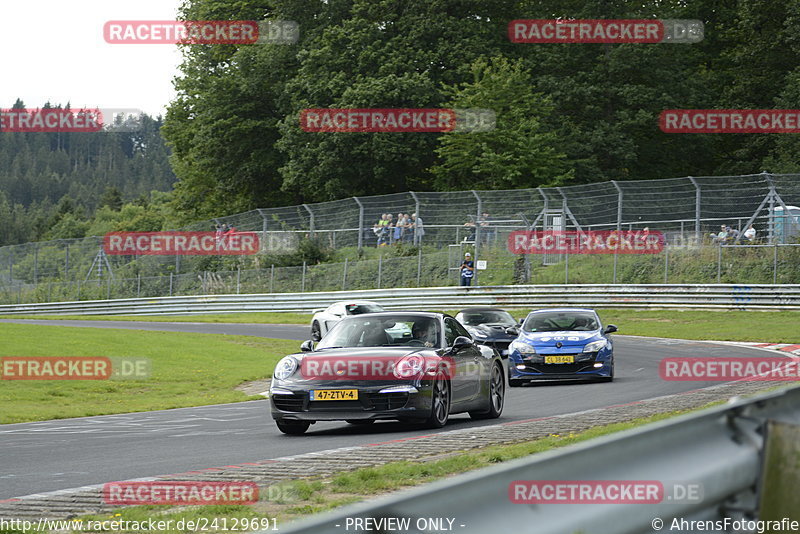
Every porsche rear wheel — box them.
[470,362,505,419]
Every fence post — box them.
[688,176,701,243]
[237,266,241,294]
[774,244,778,284]
[257,208,269,253]
[717,245,722,283]
[303,204,315,236]
[377,255,383,289]
[64,243,70,280]
[471,190,482,286]
[137,274,141,297]
[417,248,422,287]
[270,264,275,293]
[7,250,12,284]
[768,176,776,245]
[33,244,38,285]
[410,191,420,244]
[107,277,111,299]
[354,197,364,251]
[77,279,81,300]
[611,180,623,284]
[301,261,307,292]
[664,245,669,283]
[565,252,569,284]
[342,258,348,290]
[169,272,173,296]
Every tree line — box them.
[0,100,175,246]
[162,0,800,220]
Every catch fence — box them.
[1,172,799,304]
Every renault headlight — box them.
[510,340,536,355]
[583,339,608,353]
[274,356,298,380]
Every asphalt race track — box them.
[0,319,777,500]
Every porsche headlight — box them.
[274,356,298,380]
[393,354,426,379]
[510,340,536,355]
[583,339,608,353]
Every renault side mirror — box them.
[603,324,618,335]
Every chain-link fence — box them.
[1,172,799,305]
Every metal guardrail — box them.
[268,386,800,534]
[0,284,799,315]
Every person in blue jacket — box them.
[460,252,475,286]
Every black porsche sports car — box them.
[269,312,505,435]
[454,307,520,357]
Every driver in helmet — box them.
[412,319,439,348]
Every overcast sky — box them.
[3,0,184,117]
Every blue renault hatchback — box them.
[508,308,617,386]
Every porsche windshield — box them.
[316,315,441,349]
[460,310,516,326]
[522,311,599,332]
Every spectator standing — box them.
[403,213,414,243]
[463,217,476,242]
[460,252,475,286]
[386,214,394,244]
[411,213,424,245]
[479,212,493,244]
[394,213,406,243]
[744,225,757,242]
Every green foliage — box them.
[0,105,174,245]
[431,57,572,190]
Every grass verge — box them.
[0,312,311,324]
[0,323,296,424]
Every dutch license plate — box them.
[544,355,574,364]
[310,389,358,401]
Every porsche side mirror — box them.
[603,324,618,335]
[452,336,473,351]
[300,340,315,352]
